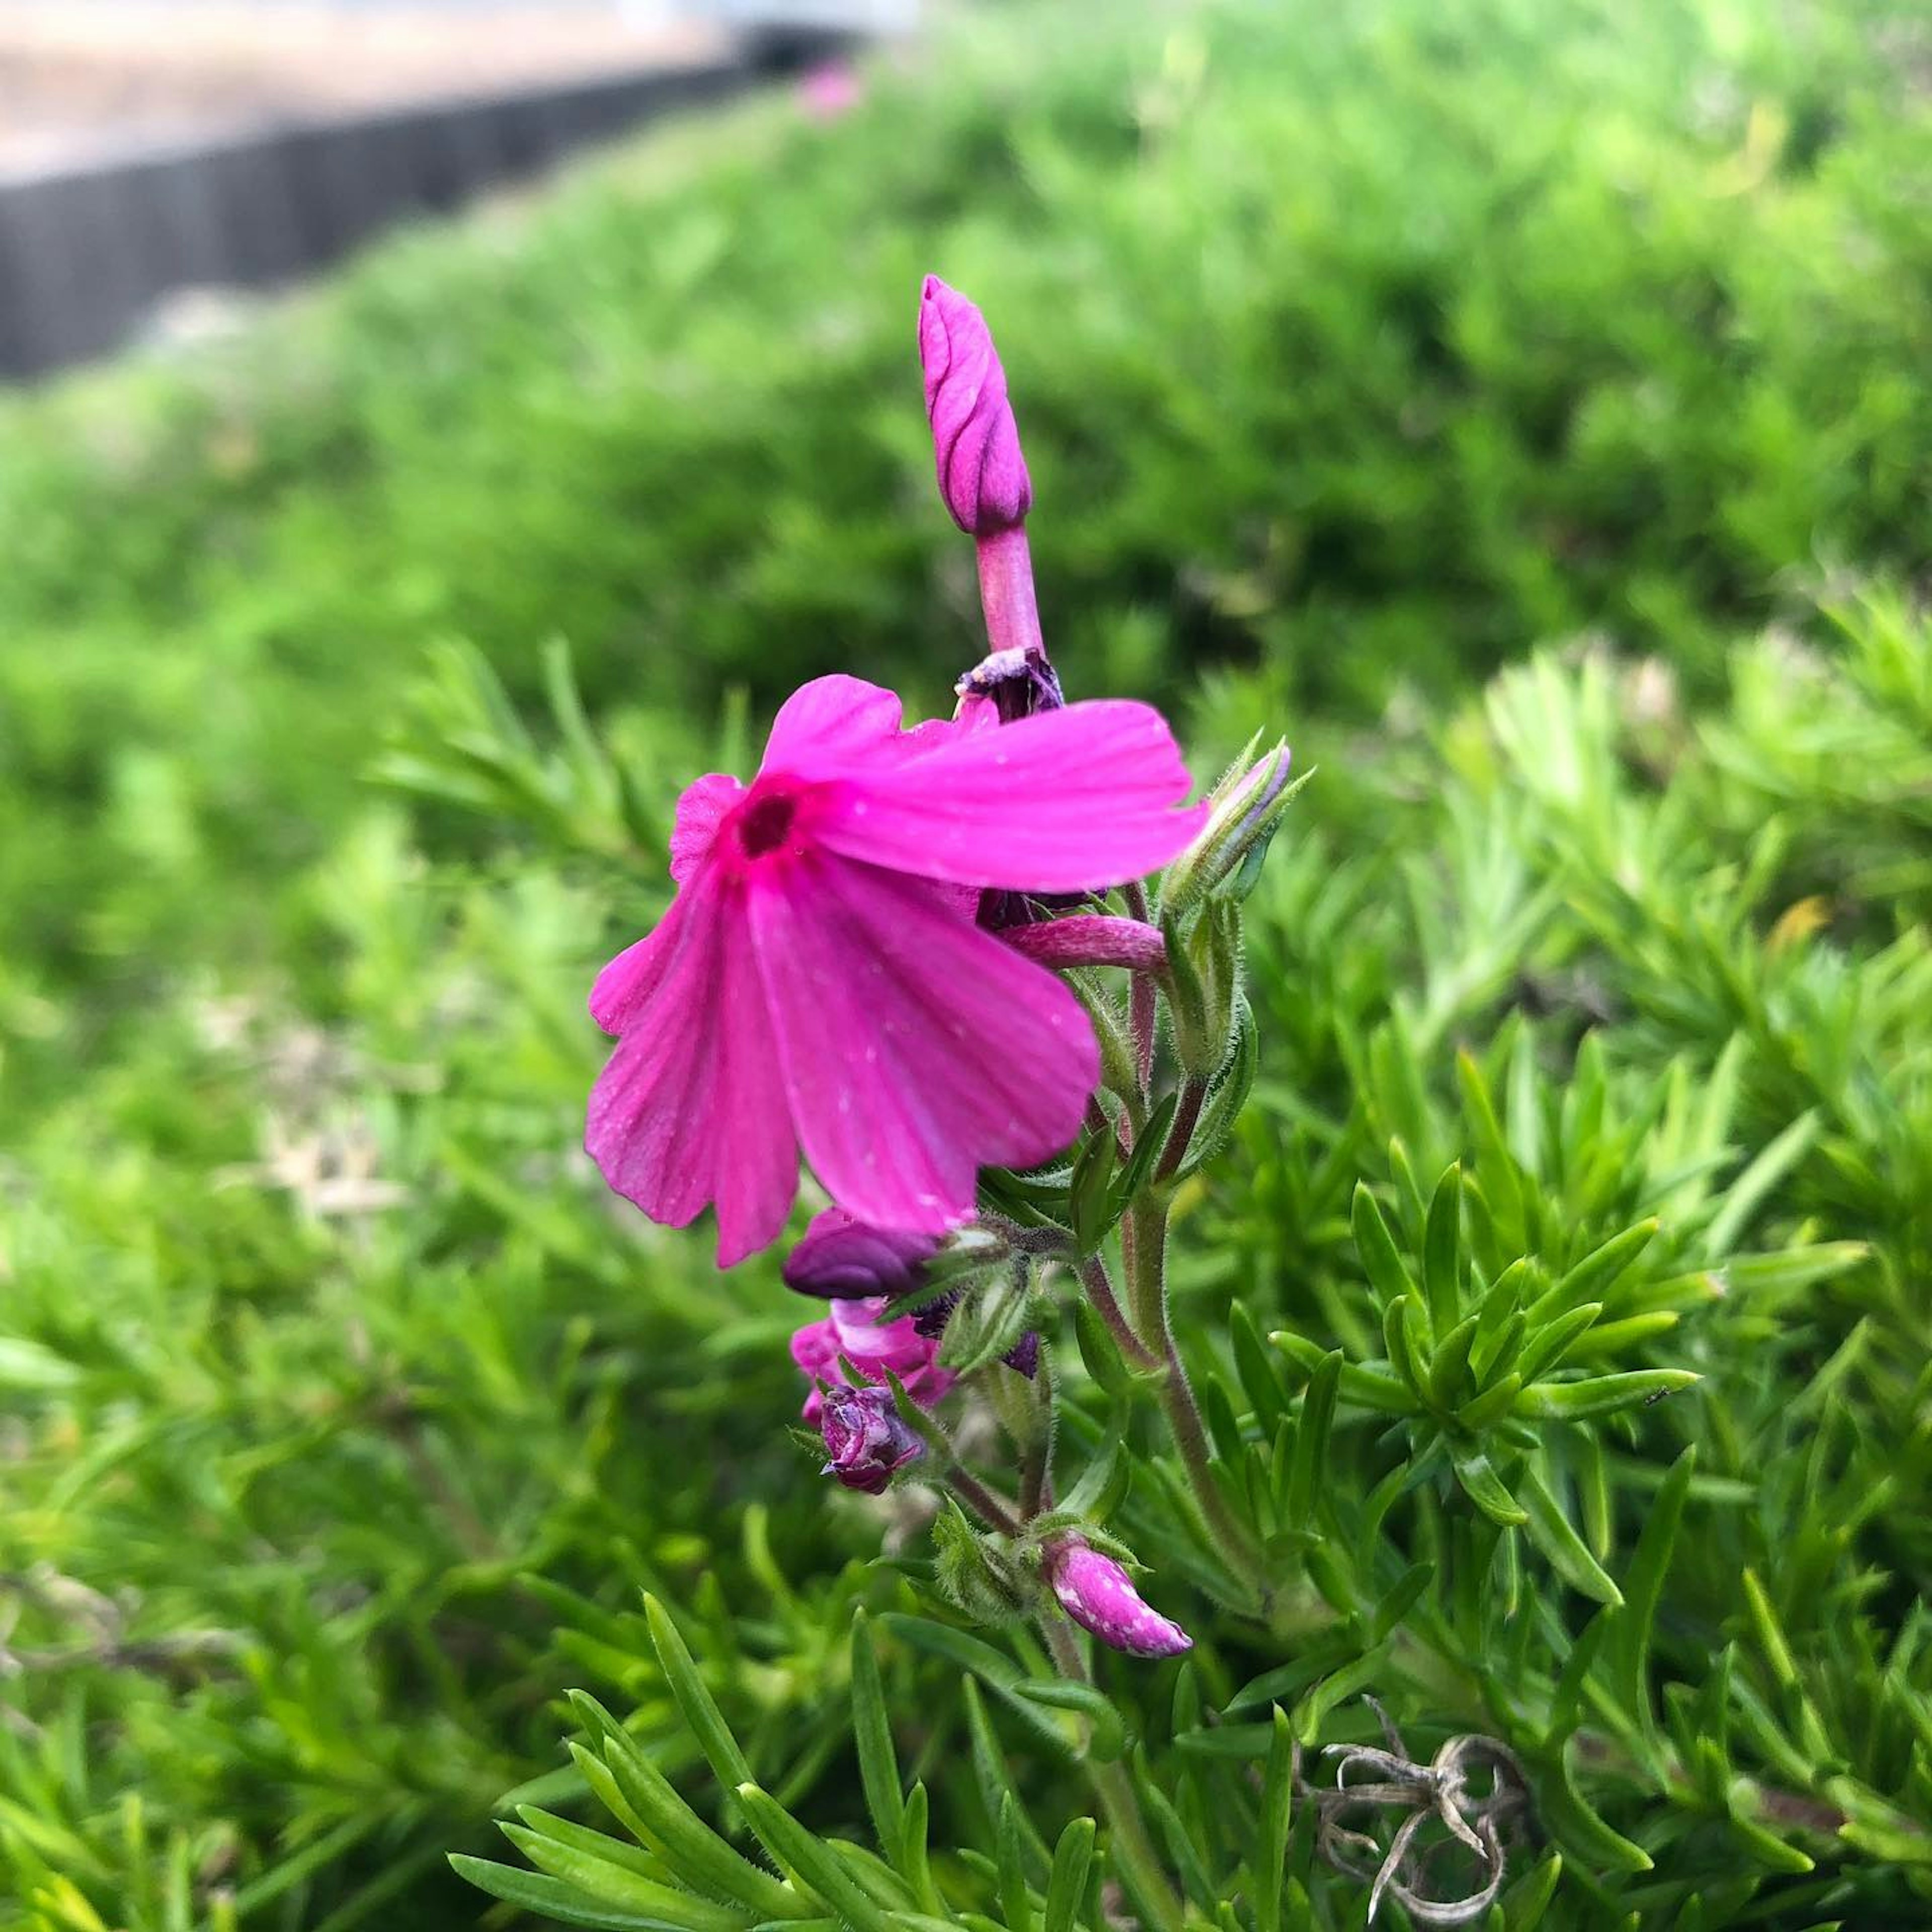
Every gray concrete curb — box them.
[0,30,845,381]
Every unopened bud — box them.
[791,1298,956,1420]
[1163,738,1295,920]
[1162,897,1241,1078]
[783,1208,938,1300]
[920,276,1032,536]
[818,1386,925,1494]
[1000,915,1169,976]
[932,1498,1032,1625]
[1044,1539,1193,1658]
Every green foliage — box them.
[4,0,1929,1065]
[2,0,1930,1927]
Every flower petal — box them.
[586,876,798,1263]
[761,675,909,780]
[747,855,1098,1232]
[818,700,1205,893]
[920,275,1032,535]
[707,888,799,1265]
[586,885,723,1224]
[589,889,694,1036]
[761,674,962,782]
[1000,914,1169,974]
[670,773,745,884]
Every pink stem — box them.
[975,525,1043,661]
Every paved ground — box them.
[0,5,732,178]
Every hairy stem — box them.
[1040,1618,1186,1932]
[1080,1253,1162,1371]
[974,525,1045,662]
[1122,880,1158,1091]
[1020,1352,1055,1519]
[948,1469,1022,1536]
[1125,1201,1269,1607]
[1154,1075,1210,1184]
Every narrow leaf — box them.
[449,1856,708,1931]
[1230,1302,1289,1435]
[1285,1350,1340,1530]
[1517,1465,1622,1605]
[961,1679,1054,1880]
[1422,1165,1463,1339]
[1514,1304,1603,1384]
[1515,1371,1698,1421]
[1252,1708,1294,1932]
[1450,1444,1527,1526]
[642,1598,754,1793]
[1292,1645,1392,1747]
[736,1786,895,1932]
[1012,1680,1125,1762]
[848,1613,905,1856]
[997,1795,1035,1932]
[1525,1221,1657,1327]
[1353,1184,1419,1312]
[1544,1752,1653,1872]
[1612,1448,1694,1728]
[500,1823,740,1931]
[1042,1817,1095,1932]
[1705,1111,1818,1256]
[1274,1332,1414,1414]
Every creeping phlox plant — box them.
[584,277,1287,1664]
[462,278,1304,1927]
[456,283,1729,1932]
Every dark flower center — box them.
[737,791,798,858]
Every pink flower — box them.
[586,674,1203,1264]
[791,1297,956,1423]
[798,59,864,122]
[1044,1539,1194,1659]
[920,276,1031,536]
[817,1386,923,1493]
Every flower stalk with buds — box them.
[576,272,1305,1932]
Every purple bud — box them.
[818,1386,925,1494]
[1003,1330,1041,1380]
[1044,1539,1194,1659]
[920,276,1032,536]
[783,1209,940,1301]
[791,1298,957,1423]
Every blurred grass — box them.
[1,0,1929,1926]
[3,0,1927,1070]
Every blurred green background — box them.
[3,0,1929,1926]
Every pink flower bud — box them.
[1044,1539,1194,1659]
[790,1297,956,1423]
[1000,914,1170,975]
[920,276,1032,536]
[818,1386,924,1494]
[783,1208,939,1301]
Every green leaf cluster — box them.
[1,0,1929,1927]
